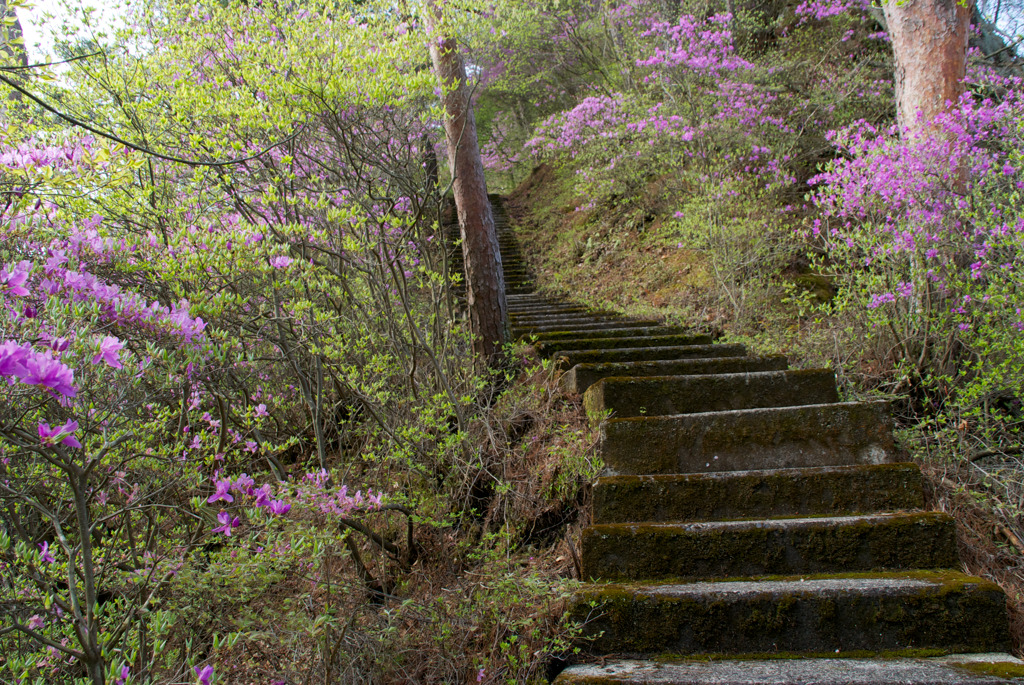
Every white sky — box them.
[19,0,127,62]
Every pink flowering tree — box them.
[0,1,553,681]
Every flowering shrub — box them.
[811,66,1024,449]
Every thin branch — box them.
[0,51,102,71]
[0,72,304,168]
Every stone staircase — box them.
[489,196,1024,684]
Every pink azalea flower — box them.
[38,420,82,448]
[211,511,240,537]
[268,500,291,515]
[38,541,55,563]
[91,335,124,369]
[254,403,268,417]
[0,260,31,296]
[268,255,293,269]
[194,665,214,685]
[21,353,76,397]
[206,478,234,504]
[0,341,29,378]
[233,473,255,494]
[253,484,273,507]
[26,614,44,630]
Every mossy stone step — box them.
[570,571,1010,656]
[601,401,896,475]
[507,303,589,313]
[535,334,715,356]
[584,370,839,419]
[530,328,696,345]
[552,344,742,368]
[560,355,788,394]
[508,305,587,316]
[554,655,1024,684]
[581,511,958,582]
[508,311,621,324]
[511,316,634,330]
[515,319,665,335]
[593,463,924,524]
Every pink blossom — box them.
[211,511,240,537]
[0,260,31,296]
[268,499,291,515]
[21,353,76,397]
[194,665,214,685]
[207,478,234,504]
[91,335,125,369]
[38,420,82,448]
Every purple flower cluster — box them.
[0,340,77,397]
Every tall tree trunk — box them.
[883,0,970,137]
[427,12,508,366]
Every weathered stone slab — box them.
[516,319,665,335]
[584,370,839,419]
[592,463,924,524]
[509,307,590,318]
[600,401,897,475]
[581,512,957,581]
[528,325,688,341]
[561,356,788,394]
[536,335,717,356]
[571,571,1010,656]
[509,308,604,320]
[552,344,742,367]
[554,655,1024,684]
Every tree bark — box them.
[883,0,971,137]
[428,15,508,366]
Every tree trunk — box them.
[427,15,508,366]
[883,0,970,137]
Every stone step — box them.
[551,344,743,368]
[512,317,636,331]
[507,299,560,308]
[593,463,925,524]
[531,328,696,345]
[584,370,839,419]
[535,334,716,356]
[570,571,1010,656]
[507,305,589,315]
[508,306,586,317]
[515,319,665,335]
[554,655,1024,684]
[560,355,789,394]
[508,312,622,325]
[600,401,896,475]
[581,511,957,582]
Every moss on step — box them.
[569,570,1010,656]
[583,369,839,419]
[593,463,924,524]
[600,401,896,475]
[580,511,958,581]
